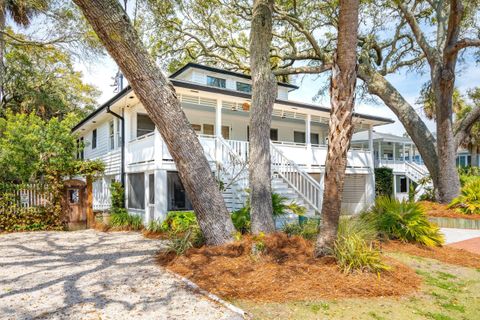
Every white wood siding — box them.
[81,117,122,176]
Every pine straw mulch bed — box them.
[419,201,480,220]
[383,240,480,269]
[157,233,420,302]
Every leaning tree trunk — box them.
[0,4,5,110]
[432,63,460,203]
[73,0,235,245]
[315,0,359,257]
[248,0,277,234]
[358,66,440,187]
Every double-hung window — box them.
[136,114,155,138]
[207,76,226,88]
[236,82,252,93]
[92,129,97,149]
[109,120,115,150]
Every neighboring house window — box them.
[137,114,155,138]
[109,120,115,150]
[92,129,97,149]
[236,82,252,93]
[207,76,226,88]
[128,172,145,209]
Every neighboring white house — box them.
[72,63,394,224]
[351,131,480,201]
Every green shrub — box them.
[162,211,197,233]
[165,225,205,255]
[374,167,393,197]
[282,218,319,240]
[109,181,124,210]
[109,208,143,231]
[147,218,166,233]
[448,177,480,215]
[333,217,390,274]
[232,193,306,233]
[231,206,251,234]
[363,196,444,246]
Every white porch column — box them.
[368,125,374,168]
[155,170,168,222]
[378,141,382,166]
[215,99,222,137]
[215,99,222,162]
[410,144,413,163]
[154,128,162,169]
[402,143,406,162]
[306,114,312,168]
[368,125,376,204]
[393,174,397,198]
[144,172,150,225]
[393,143,396,165]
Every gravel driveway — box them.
[0,230,241,320]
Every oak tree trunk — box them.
[73,0,235,245]
[248,0,276,234]
[0,4,5,108]
[315,0,359,257]
[432,63,460,203]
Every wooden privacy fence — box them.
[0,183,53,210]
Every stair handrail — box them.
[405,161,429,183]
[215,136,249,202]
[270,142,322,213]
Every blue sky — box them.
[77,54,480,136]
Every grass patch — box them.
[234,251,480,320]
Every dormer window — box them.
[236,82,252,93]
[207,76,226,88]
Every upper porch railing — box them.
[127,133,374,170]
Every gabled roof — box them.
[170,62,299,90]
[73,64,395,132]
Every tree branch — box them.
[397,2,436,65]
[273,64,332,76]
[454,106,480,149]
[445,38,480,56]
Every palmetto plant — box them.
[449,178,480,215]
[333,217,389,274]
[363,196,444,247]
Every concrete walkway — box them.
[0,230,241,320]
[441,228,480,244]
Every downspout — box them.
[107,106,125,188]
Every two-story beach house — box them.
[72,63,394,224]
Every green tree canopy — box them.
[0,111,102,182]
[0,34,99,119]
